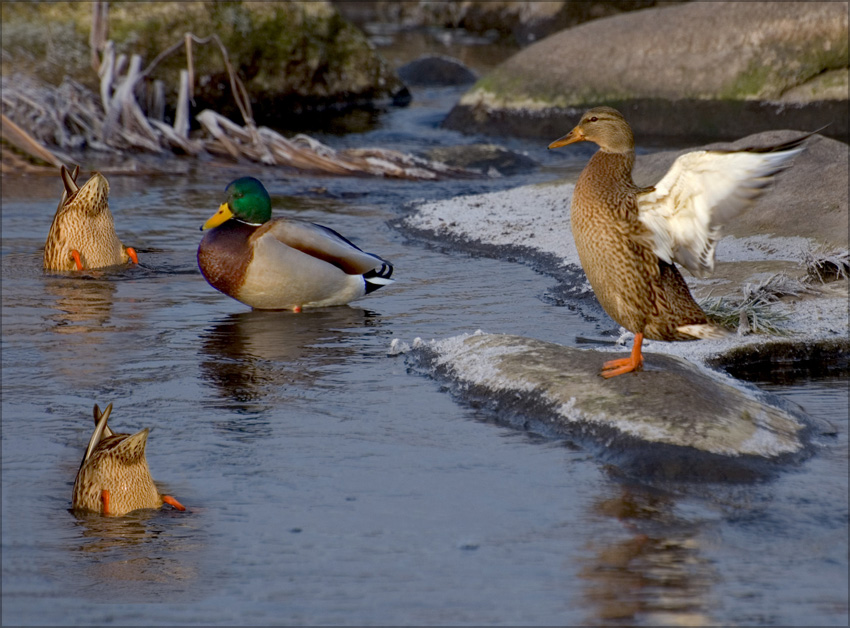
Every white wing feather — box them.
[637,144,804,276]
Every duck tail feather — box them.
[363,263,394,294]
[677,323,732,340]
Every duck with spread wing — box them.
[549,106,810,378]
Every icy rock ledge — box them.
[407,333,811,465]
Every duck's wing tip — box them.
[81,402,114,467]
[264,218,393,277]
[638,137,808,276]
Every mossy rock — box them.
[443,2,848,141]
[1,1,405,126]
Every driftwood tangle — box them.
[2,14,473,179]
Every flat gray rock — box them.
[408,333,815,478]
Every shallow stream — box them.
[2,85,847,625]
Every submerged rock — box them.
[397,54,478,87]
[410,332,814,479]
[423,143,537,176]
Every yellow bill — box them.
[202,203,234,230]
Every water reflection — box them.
[581,487,716,626]
[44,276,117,334]
[197,307,385,414]
[70,508,198,596]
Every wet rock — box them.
[632,131,849,250]
[1,2,406,126]
[708,338,850,382]
[423,143,537,176]
[443,2,849,142]
[397,54,478,87]
[410,332,813,478]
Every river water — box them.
[2,82,847,625]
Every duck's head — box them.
[202,177,272,230]
[548,106,634,154]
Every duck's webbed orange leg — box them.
[101,489,110,515]
[601,332,644,378]
[71,250,84,270]
[126,247,139,264]
[162,495,186,511]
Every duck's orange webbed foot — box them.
[71,250,84,271]
[101,489,110,515]
[600,332,644,379]
[126,247,139,264]
[162,495,186,511]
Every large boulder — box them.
[443,2,849,142]
[0,2,407,126]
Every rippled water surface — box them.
[2,87,848,626]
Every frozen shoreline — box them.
[401,178,849,369]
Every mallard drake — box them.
[198,177,394,311]
[72,402,185,516]
[548,106,808,378]
[43,166,139,271]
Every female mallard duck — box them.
[198,177,394,311]
[548,106,807,378]
[72,402,185,516]
[43,166,139,271]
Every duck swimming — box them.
[548,106,808,378]
[43,166,139,271]
[72,402,185,516]
[198,177,393,311]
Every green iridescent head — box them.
[202,177,272,230]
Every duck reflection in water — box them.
[71,508,198,596]
[579,486,716,626]
[198,307,385,416]
[45,276,117,334]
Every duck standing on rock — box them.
[72,403,185,516]
[43,166,139,271]
[198,177,393,311]
[548,106,808,378]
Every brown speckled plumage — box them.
[551,107,806,376]
[570,148,711,342]
[72,403,184,516]
[43,167,134,271]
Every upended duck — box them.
[43,166,139,271]
[72,402,185,516]
[548,106,809,378]
[198,177,394,311]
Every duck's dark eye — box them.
[589,116,598,122]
